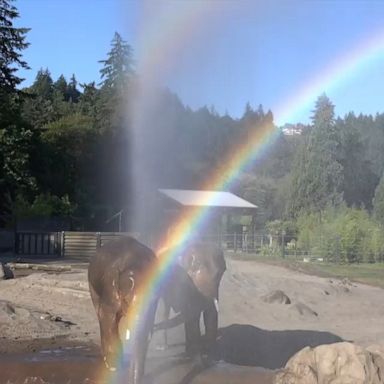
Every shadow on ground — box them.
[216,323,343,369]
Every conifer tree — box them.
[99,32,135,95]
[0,0,35,219]
[0,0,30,90]
[288,94,344,216]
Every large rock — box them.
[274,342,384,384]
[0,263,14,279]
[261,290,291,304]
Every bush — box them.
[13,193,75,219]
[294,206,384,263]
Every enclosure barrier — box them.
[14,231,340,262]
[15,231,131,258]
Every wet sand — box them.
[1,257,384,383]
[0,344,276,384]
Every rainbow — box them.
[98,118,278,381]
[101,3,384,381]
[274,26,384,125]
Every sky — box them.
[15,0,384,126]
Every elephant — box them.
[88,236,159,383]
[156,242,226,359]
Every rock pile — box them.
[275,342,384,384]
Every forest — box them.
[2,0,384,262]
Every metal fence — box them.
[13,231,319,261]
[14,231,132,259]
[200,233,317,260]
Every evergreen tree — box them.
[97,32,135,133]
[337,114,378,209]
[78,81,100,120]
[67,74,80,103]
[373,173,384,226]
[30,68,53,99]
[0,0,35,221]
[54,75,68,100]
[99,32,135,95]
[0,0,30,90]
[288,94,344,216]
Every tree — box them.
[54,75,68,100]
[67,74,80,103]
[99,32,135,95]
[373,173,384,226]
[337,114,378,209]
[288,94,344,216]
[30,68,53,99]
[0,0,36,223]
[78,81,101,120]
[38,113,97,200]
[0,0,30,90]
[97,32,135,134]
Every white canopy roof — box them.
[159,189,257,209]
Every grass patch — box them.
[228,252,384,288]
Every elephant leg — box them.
[154,298,172,350]
[89,285,118,369]
[161,299,171,349]
[184,314,201,357]
[98,307,121,370]
[127,298,158,384]
[203,301,218,357]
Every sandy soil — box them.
[0,257,383,383]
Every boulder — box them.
[274,342,384,384]
[261,290,291,304]
[0,263,14,279]
[290,302,318,317]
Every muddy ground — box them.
[0,257,383,383]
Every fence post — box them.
[96,232,101,249]
[60,231,65,257]
[14,232,19,256]
[234,233,237,252]
[281,231,285,258]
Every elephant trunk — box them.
[120,296,158,384]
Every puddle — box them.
[0,346,276,384]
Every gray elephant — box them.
[88,236,159,383]
[156,242,226,359]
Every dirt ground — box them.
[0,257,383,383]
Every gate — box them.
[15,232,61,257]
[62,232,132,258]
[14,231,133,259]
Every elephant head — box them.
[88,236,159,384]
[179,242,226,304]
[156,241,226,359]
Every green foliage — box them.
[373,173,384,226]
[295,206,384,263]
[99,32,135,92]
[2,5,384,241]
[0,0,30,90]
[337,114,378,209]
[13,193,75,219]
[288,94,344,216]
[259,244,281,258]
[37,113,98,201]
[0,124,36,197]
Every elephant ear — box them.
[118,270,136,312]
[179,245,202,272]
